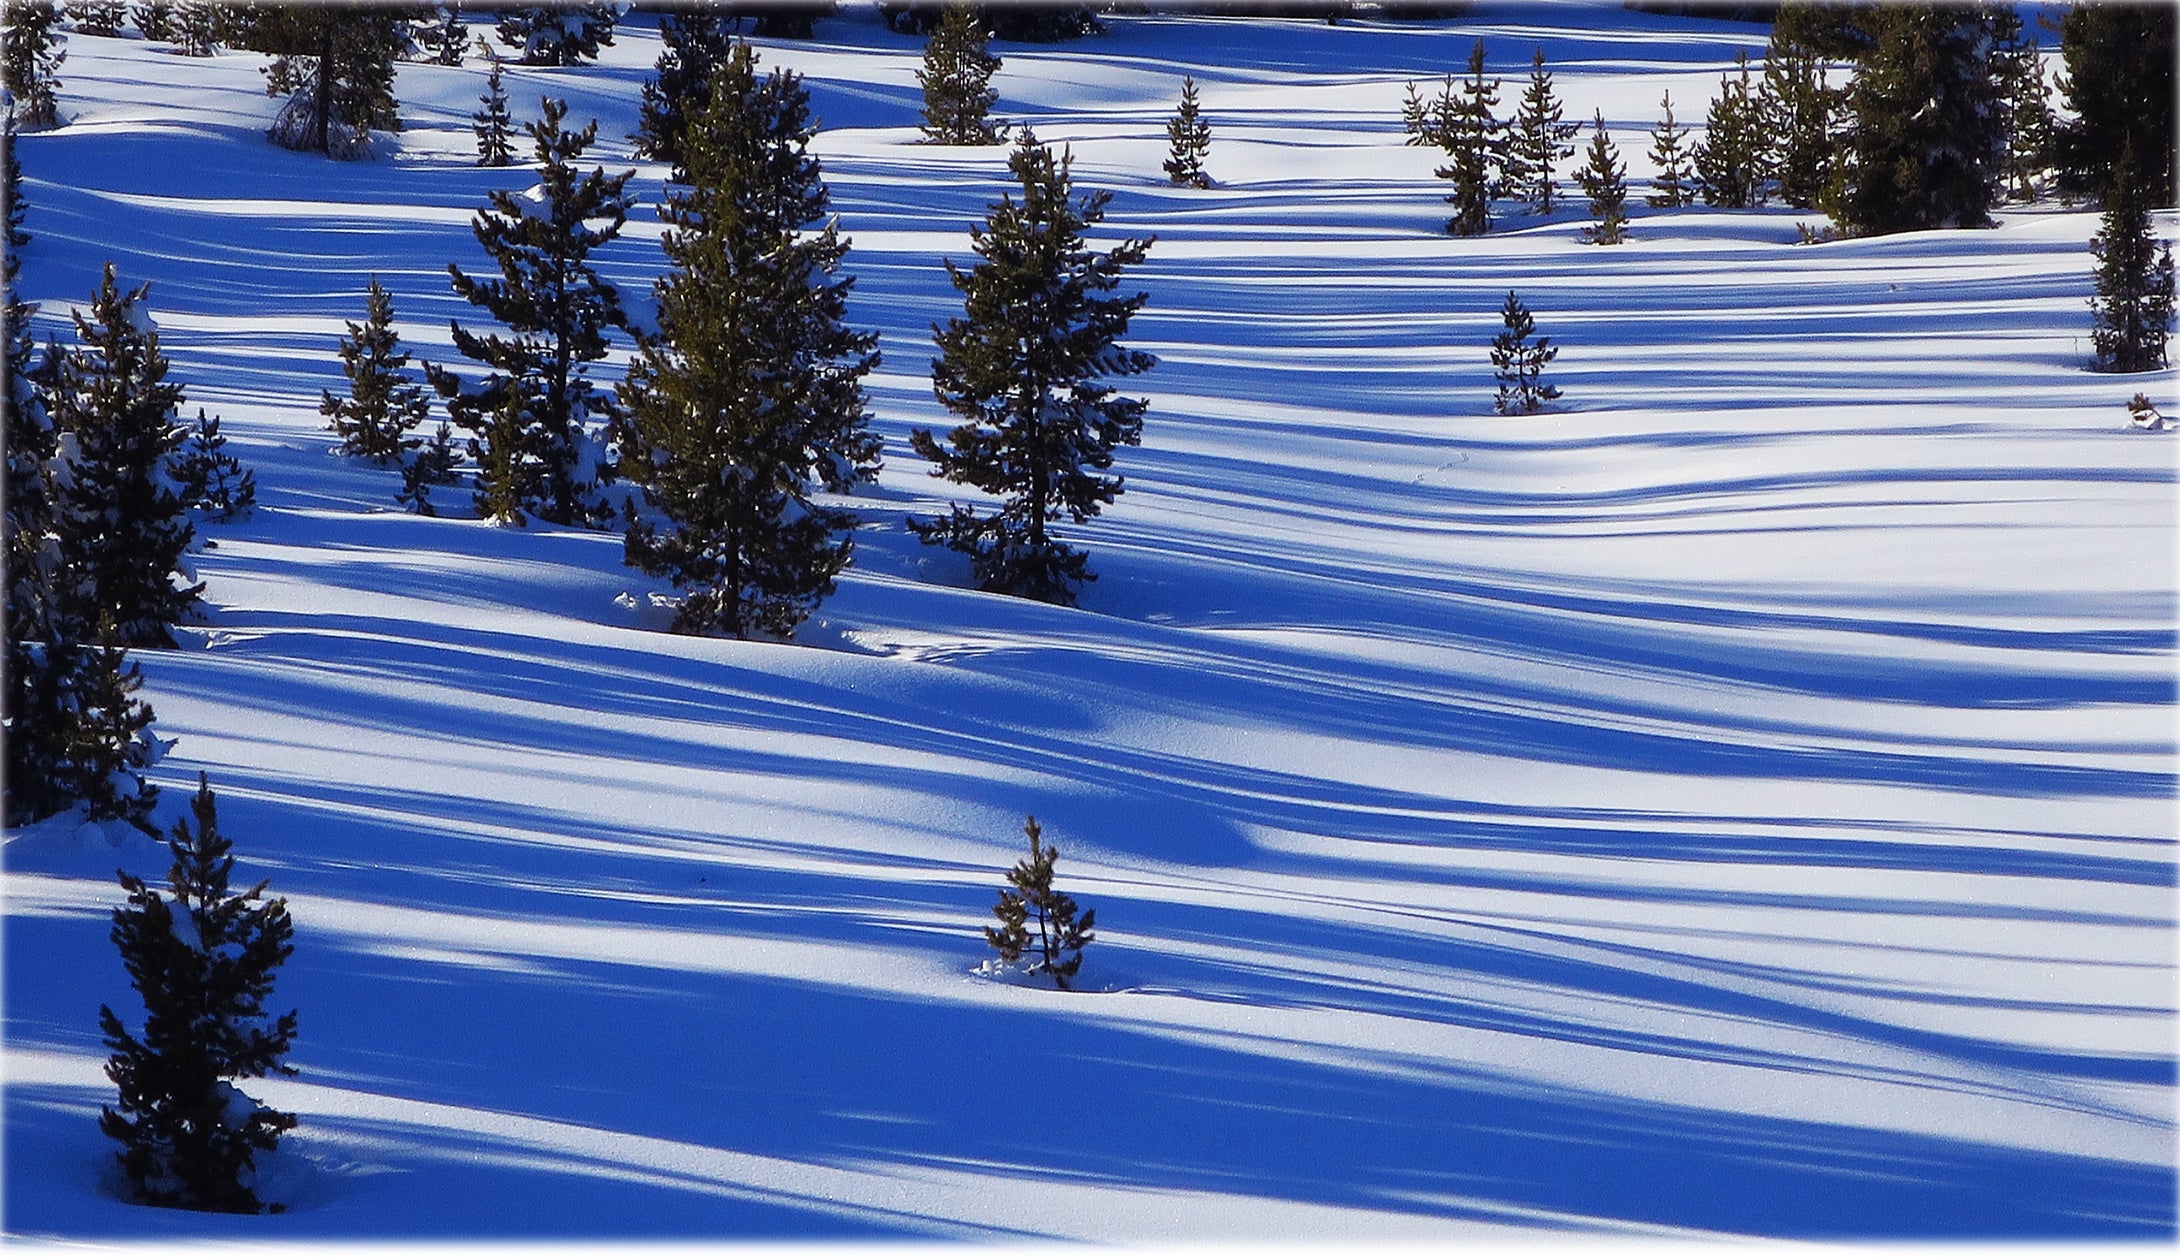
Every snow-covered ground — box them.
[4,3,2173,1243]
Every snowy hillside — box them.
[4,2,2174,1242]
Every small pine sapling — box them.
[171,409,256,524]
[397,421,463,516]
[100,772,297,1213]
[1490,289,1560,415]
[1163,75,1212,188]
[322,276,430,463]
[985,815,1096,989]
[473,44,514,167]
[1646,90,1694,208]
[1576,110,1628,245]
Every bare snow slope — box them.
[5,4,2174,1242]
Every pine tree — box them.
[48,264,201,648]
[1490,289,1559,414]
[1828,5,2003,235]
[71,0,128,37]
[3,102,56,654]
[429,96,631,527]
[247,8,408,160]
[1162,74,1211,188]
[1646,90,1695,208]
[322,277,429,464]
[617,44,881,639]
[1694,48,1766,209]
[495,2,614,68]
[99,773,298,1214]
[633,6,737,182]
[1995,23,2053,204]
[917,4,1002,146]
[1576,111,1628,245]
[2053,3,2174,206]
[472,45,513,167]
[2,2,65,130]
[171,409,255,524]
[412,4,467,66]
[396,420,461,515]
[169,0,218,55]
[911,130,1155,606]
[130,0,171,41]
[2089,151,2176,374]
[1435,40,1501,237]
[1504,46,1577,215]
[1758,30,1843,210]
[984,816,1095,989]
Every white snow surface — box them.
[4,4,2174,1245]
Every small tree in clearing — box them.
[1163,75,1211,188]
[1491,290,1560,414]
[985,815,1096,989]
[1646,90,1695,208]
[99,773,298,1214]
[473,45,514,168]
[2089,150,2176,374]
[918,4,1002,145]
[1576,110,1629,245]
[322,277,430,464]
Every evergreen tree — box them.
[1504,46,1577,215]
[1490,289,1559,414]
[171,409,255,524]
[130,0,170,41]
[71,0,128,37]
[979,4,1097,43]
[1828,5,2003,235]
[428,96,631,527]
[99,773,297,1214]
[169,0,217,55]
[322,277,429,463]
[33,617,162,829]
[1645,90,1695,208]
[48,264,201,648]
[2089,152,2176,374]
[1162,74,1211,188]
[1694,48,1766,208]
[633,6,737,183]
[472,43,512,166]
[1995,20,2053,204]
[2053,3,2174,206]
[495,2,613,67]
[3,103,56,659]
[743,0,834,40]
[396,420,461,515]
[247,7,409,160]
[911,131,1155,606]
[917,4,1002,145]
[617,45,881,639]
[984,816,1095,989]
[1576,110,1628,245]
[1435,40,1501,237]
[2,2,65,130]
[1402,74,1457,150]
[1757,30,1843,210]
[411,4,467,66]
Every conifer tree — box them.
[99,773,297,1214]
[1162,75,1211,188]
[1694,49,1766,209]
[3,103,56,656]
[1646,90,1695,208]
[169,0,217,55]
[2053,3,2174,206]
[412,4,467,66]
[985,815,1095,989]
[1758,31,1843,210]
[396,420,461,515]
[1828,5,2003,235]
[617,45,881,639]
[1576,111,1628,245]
[495,2,614,67]
[26,616,163,829]
[633,6,736,183]
[1995,22,2053,204]
[1402,74,1456,150]
[1490,289,1559,414]
[2,2,65,130]
[48,264,201,648]
[2089,152,2176,374]
[472,45,513,167]
[130,0,170,41]
[911,130,1154,606]
[322,277,429,464]
[248,7,408,159]
[171,409,255,524]
[71,0,128,37]
[1435,40,1501,237]
[1504,46,1576,215]
[917,4,1002,145]
[429,96,631,527]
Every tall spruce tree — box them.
[2089,151,2176,374]
[429,96,631,527]
[1162,75,1211,188]
[917,4,1002,145]
[617,44,881,639]
[1694,49,1766,208]
[472,45,513,167]
[1646,90,1695,208]
[2053,3,2174,206]
[100,773,298,1214]
[495,2,614,67]
[2,1,65,130]
[1757,30,1843,210]
[247,7,409,159]
[322,277,430,464]
[1995,20,2053,205]
[633,5,737,183]
[1436,40,1501,237]
[911,130,1155,606]
[1504,46,1577,215]
[48,264,201,648]
[1576,111,1628,245]
[1490,289,1559,414]
[1828,4,2003,235]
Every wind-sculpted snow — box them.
[4,6,2172,1243]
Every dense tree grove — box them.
[2053,2,2175,207]
[1694,49,1765,209]
[1827,4,2003,235]
[1758,26,1844,210]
